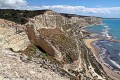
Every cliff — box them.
[0,9,110,80]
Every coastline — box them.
[84,38,120,80]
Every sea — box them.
[85,19,120,73]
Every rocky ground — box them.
[0,49,69,80]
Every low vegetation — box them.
[39,28,78,64]
[0,9,52,24]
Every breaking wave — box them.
[101,26,112,38]
[94,40,120,72]
[93,41,108,63]
[109,59,120,69]
[99,47,108,63]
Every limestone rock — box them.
[0,19,30,51]
[25,10,102,70]
[0,49,69,80]
[0,9,110,80]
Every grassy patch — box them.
[23,45,48,59]
[0,9,51,24]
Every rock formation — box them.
[0,9,111,80]
[0,19,30,51]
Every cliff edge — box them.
[0,9,111,80]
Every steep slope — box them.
[0,49,69,80]
[0,9,111,80]
[25,10,103,68]
[24,10,109,79]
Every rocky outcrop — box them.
[24,10,108,79]
[25,10,102,66]
[0,19,30,51]
[0,9,110,80]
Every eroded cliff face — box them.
[0,9,110,80]
[25,10,102,66]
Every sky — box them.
[0,0,120,18]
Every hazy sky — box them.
[0,0,120,18]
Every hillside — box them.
[0,9,111,80]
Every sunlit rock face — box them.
[0,19,30,51]
[25,10,102,69]
[0,9,102,66]
[0,9,108,80]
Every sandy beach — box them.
[84,38,120,80]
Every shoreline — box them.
[84,38,120,80]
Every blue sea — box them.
[85,19,120,72]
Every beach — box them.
[84,38,120,80]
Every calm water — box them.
[86,19,120,72]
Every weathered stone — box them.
[0,19,30,51]
[0,9,110,80]
[0,49,69,80]
[24,10,102,67]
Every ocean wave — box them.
[104,26,109,28]
[100,48,107,57]
[97,45,120,72]
[109,58,120,69]
[107,43,112,46]
[118,52,120,56]
[101,25,112,38]
[96,46,108,63]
